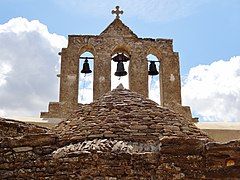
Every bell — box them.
[81,58,92,74]
[114,61,127,76]
[148,61,159,76]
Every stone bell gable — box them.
[41,7,194,121]
[100,18,138,38]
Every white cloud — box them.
[182,56,240,122]
[0,63,12,86]
[0,17,67,117]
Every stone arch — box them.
[111,44,131,57]
[78,44,96,57]
[147,47,163,105]
[111,45,131,89]
[76,44,96,104]
[147,47,163,62]
[78,51,94,103]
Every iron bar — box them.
[147,60,159,62]
[80,57,94,59]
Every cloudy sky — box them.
[0,0,239,122]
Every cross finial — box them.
[112,6,124,19]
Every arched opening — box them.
[111,52,130,90]
[147,54,161,105]
[78,52,94,103]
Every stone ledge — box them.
[195,122,240,130]
[0,133,58,148]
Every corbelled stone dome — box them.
[52,84,210,145]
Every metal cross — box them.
[112,6,124,19]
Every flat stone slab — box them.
[195,122,240,130]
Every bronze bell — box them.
[81,58,92,74]
[148,61,159,76]
[115,61,127,76]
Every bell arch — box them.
[146,47,182,111]
[111,44,131,58]
[147,54,161,105]
[78,44,96,56]
[111,45,131,90]
[147,47,162,60]
[77,44,96,104]
[146,47,163,105]
[78,51,94,104]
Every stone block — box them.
[160,137,206,155]
[13,146,33,152]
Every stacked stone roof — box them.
[52,84,211,144]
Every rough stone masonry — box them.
[1,85,240,179]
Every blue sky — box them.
[0,0,240,121]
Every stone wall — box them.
[1,118,240,179]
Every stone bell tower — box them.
[41,6,194,121]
